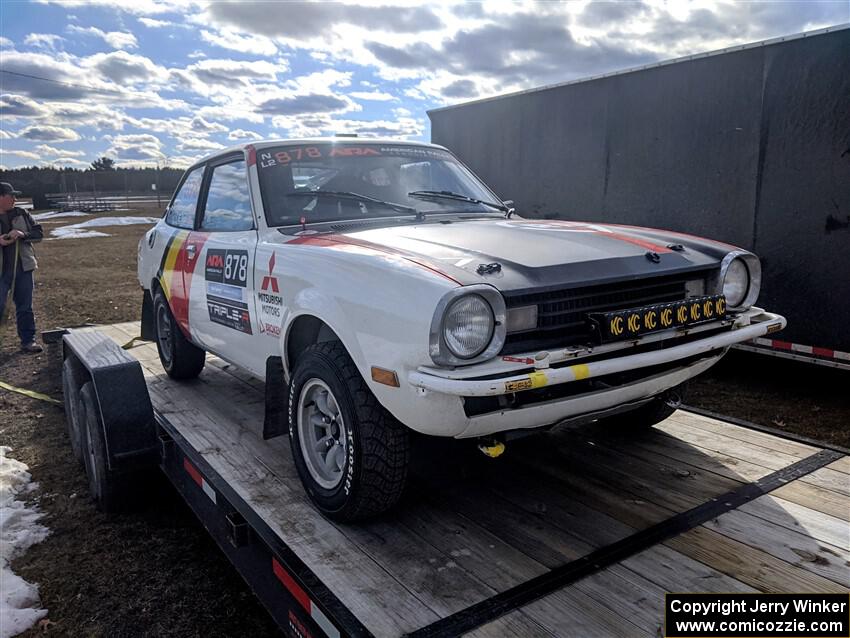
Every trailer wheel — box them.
[79,382,135,513]
[603,384,686,430]
[153,290,205,379]
[62,357,87,465]
[288,342,410,521]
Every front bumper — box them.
[408,308,785,397]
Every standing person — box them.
[0,182,44,353]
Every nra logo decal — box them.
[205,249,249,288]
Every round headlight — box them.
[443,294,494,359]
[723,258,749,307]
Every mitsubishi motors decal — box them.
[205,248,253,334]
[258,251,283,337]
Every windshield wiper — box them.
[407,190,509,213]
[283,190,416,215]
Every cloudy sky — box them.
[1,0,847,169]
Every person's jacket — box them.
[1,207,43,273]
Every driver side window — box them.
[165,166,204,229]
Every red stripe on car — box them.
[288,234,462,284]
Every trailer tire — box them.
[79,382,135,513]
[62,357,87,465]
[288,342,409,522]
[153,290,205,379]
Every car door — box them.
[150,164,205,340]
[188,155,265,375]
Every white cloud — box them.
[199,28,278,57]
[39,0,180,15]
[35,144,86,157]
[350,90,397,101]
[19,125,81,141]
[0,94,50,118]
[227,129,263,141]
[0,149,42,160]
[190,116,227,133]
[138,17,171,28]
[67,25,138,50]
[84,50,169,84]
[105,132,165,164]
[0,37,13,48]
[23,33,64,50]
[177,138,226,151]
[0,130,14,139]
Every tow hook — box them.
[477,437,506,458]
[664,386,685,409]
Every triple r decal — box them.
[204,249,253,334]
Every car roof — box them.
[193,138,450,167]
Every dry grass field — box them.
[1,208,846,637]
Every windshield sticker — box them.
[257,145,452,171]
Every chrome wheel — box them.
[156,302,173,364]
[297,378,347,489]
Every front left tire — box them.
[288,341,410,521]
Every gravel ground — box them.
[1,209,846,636]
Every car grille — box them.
[501,271,713,354]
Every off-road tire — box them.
[153,290,205,379]
[288,341,410,521]
[79,382,136,513]
[62,356,87,465]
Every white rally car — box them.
[138,138,786,521]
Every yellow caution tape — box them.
[528,371,548,388]
[121,336,147,350]
[0,381,62,405]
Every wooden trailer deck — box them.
[94,322,849,637]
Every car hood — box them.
[283,218,735,292]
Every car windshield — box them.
[256,143,504,226]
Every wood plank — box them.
[395,497,549,592]
[737,496,850,551]
[573,566,666,636]
[621,544,756,594]
[656,420,850,496]
[827,456,850,475]
[464,613,556,638]
[762,475,849,521]
[522,587,653,638]
[524,428,743,512]
[705,509,849,586]
[671,411,819,457]
[601,429,776,483]
[666,527,849,594]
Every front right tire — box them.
[153,290,205,379]
[288,342,410,521]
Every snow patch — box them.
[1,447,50,638]
[49,216,159,240]
[31,211,90,221]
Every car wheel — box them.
[603,384,686,430]
[62,357,87,465]
[288,341,410,521]
[79,382,136,513]
[153,290,205,379]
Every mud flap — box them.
[140,291,155,341]
[263,356,288,440]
